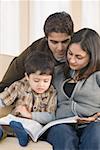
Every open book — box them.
[0,114,78,142]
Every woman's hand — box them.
[77,112,100,124]
[15,105,32,119]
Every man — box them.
[0,11,74,149]
[0,11,74,93]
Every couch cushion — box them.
[0,106,14,118]
[0,137,52,150]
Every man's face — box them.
[47,32,71,61]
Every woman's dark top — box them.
[63,82,76,97]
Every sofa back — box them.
[0,54,14,81]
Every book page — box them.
[0,114,43,141]
[34,116,78,142]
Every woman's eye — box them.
[44,80,49,82]
[76,56,83,60]
[68,50,72,55]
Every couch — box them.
[0,54,52,150]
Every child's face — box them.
[26,73,52,94]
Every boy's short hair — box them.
[24,52,54,76]
[44,11,74,37]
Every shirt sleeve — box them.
[0,82,19,106]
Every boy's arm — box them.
[0,82,18,106]
[14,105,55,124]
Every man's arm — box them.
[0,56,25,92]
[0,38,47,92]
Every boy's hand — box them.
[15,105,32,119]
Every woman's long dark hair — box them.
[65,28,100,80]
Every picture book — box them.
[0,114,78,142]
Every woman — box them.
[47,28,100,150]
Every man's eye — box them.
[51,41,58,44]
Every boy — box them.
[0,52,57,146]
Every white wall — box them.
[29,0,71,45]
[81,0,100,34]
[0,1,20,56]
[0,0,100,56]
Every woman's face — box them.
[67,43,90,71]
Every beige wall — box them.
[19,1,29,52]
[70,0,82,32]
[19,0,83,50]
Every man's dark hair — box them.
[24,52,54,76]
[44,11,74,37]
